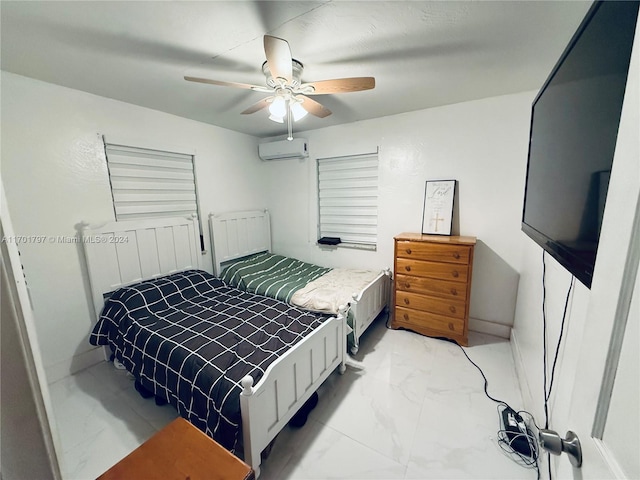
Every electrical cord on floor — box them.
[435,336,541,479]
[388,253,575,479]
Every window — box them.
[317,152,379,248]
[103,138,204,250]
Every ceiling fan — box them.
[185,35,375,140]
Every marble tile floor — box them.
[49,316,536,479]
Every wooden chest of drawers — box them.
[391,233,476,346]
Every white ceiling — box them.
[1,1,592,138]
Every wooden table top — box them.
[97,417,254,480]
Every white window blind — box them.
[104,142,199,221]
[318,152,378,246]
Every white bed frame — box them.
[209,209,392,354]
[81,215,346,477]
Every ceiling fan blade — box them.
[264,35,293,84]
[241,97,273,115]
[184,76,270,92]
[301,77,375,95]
[299,95,332,118]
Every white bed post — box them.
[80,220,112,362]
[349,293,361,355]
[338,305,348,374]
[384,267,392,311]
[239,375,261,478]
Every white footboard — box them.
[350,268,392,354]
[239,309,347,477]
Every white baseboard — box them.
[468,317,511,339]
[45,347,104,385]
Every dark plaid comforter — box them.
[89,269,329,452]
[220,252,331,303]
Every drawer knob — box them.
[449,306,456,313]
[448,322,454,331]
[452,270,459,278]
[405,282,411,288]
[405,266,411,272]
[406,248,412,254]
[404,298,410,305]
[453,252,460,259]
[451,288,458,295]
[403,313,409,320]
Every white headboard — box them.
[209,210,271,276]
[81,215,201,320]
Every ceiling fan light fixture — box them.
[290,101,308,121]
[268,113,285,123]
[268,96,287,123]
[268,96,287,117]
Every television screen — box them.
[522,0,639,288]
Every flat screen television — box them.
[522,0,639,288]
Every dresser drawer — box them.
[394,307,465,336]
[395,290,466,319]
[395,241,471,264]
[395,274,467,301]
[396,258,468,283]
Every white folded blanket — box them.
[290,268,381,314]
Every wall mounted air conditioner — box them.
[258,138,309,160]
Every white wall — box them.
[262,92,535,336]
[0,72,266,383]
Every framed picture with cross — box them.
[421,179,456,235]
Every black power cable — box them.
[435,336,541,479]
[396,251,577,479]
[541,251,575,480]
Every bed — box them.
[81,215,346,477]
[209,210,392,355]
